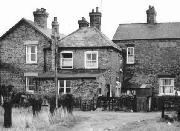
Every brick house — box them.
[0,7,123,99]
[113,5,180,96]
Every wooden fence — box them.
[160,96,180,120]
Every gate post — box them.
[161,100,165,118]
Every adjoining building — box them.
[0,7,123,99]
[113,5,180,96]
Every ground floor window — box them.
[58,80,71,94]
[159,78,174,95]
[26,77,35,93]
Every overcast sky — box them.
[1,0,180,39]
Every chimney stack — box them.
[78,17,89,28]
[33,8,49,29]
[89,7,102,30]
[146,5,157,24]
[52,17,59,35]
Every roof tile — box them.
[113,23,180,40]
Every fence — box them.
[160,96,180,120]
[73,95,136,111]
[151,96,180,111]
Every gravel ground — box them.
[2,109,178,131]
[68,111,161,131]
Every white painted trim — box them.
[110,85,112,97]
[58,80,60,95]
[58,80,71,94]
[24,72,38,76]
[25,77,34,93]
[26,45,37,64]
[60,51,73,69]
[24,40,38,45]
[126,47,134,64]
[84,51,98,69]
[159,78,175,95]
[61,51,73,53]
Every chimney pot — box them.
[33,8,49,29]
[54,17,57,21]
[78,17,89,28]
[89,7,102,31]
[146,5,156,24]
[96,7,99,12]
[52,17,59,35]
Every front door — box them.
[106,84,110,97]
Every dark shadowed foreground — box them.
[0,109,180,131]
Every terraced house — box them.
[0,7,123,99]
[113,6,180,96]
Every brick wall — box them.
[0,22,50,90]
[114,39,180,94]
[55,48,123,95]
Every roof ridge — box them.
[92,27,121,51]
[59,28,80,41]
[119,22,180,25]
[113,22,180,40]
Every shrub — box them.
[46,94,74,114]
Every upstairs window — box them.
[159,78,174,95]
[60,51,73,69]
[26,45,37,64]
[127,47,134,64]
[58,80,71,94]
[85,51,98,69]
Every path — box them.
[70,111,161,131]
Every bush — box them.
[46,94,74,114]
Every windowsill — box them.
[158,93,175,96]
[126,63,135,65]
[26,90,34,94]
[25,63,38,65]
[85,67,98,69]
[61,67,73,69]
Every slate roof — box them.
[59,27,121,51]
[0,18,65,41]
[113,22,180,40]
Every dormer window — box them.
[60,51,73,69]
[127,47,134,64]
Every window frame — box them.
[60,51,73,69]
[58,80,71,94]
[26,45,37,64]
[26,77,35,93]
[84,51,98,69]
[159,78,175,96]
[126,47,134,64]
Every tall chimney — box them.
[52,17,59,35]
[51,17,59,71]
[89,7,102,30]
[33,8,49,29]
[78,17,89,28]
[146,5,157,24]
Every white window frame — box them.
[26,45,37,64]
[84,51,98,69]
[159,78,175,96]
[127,47,134,64]
[26,77,35,93]
[60,51,73,69]
[58,80,71,94]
